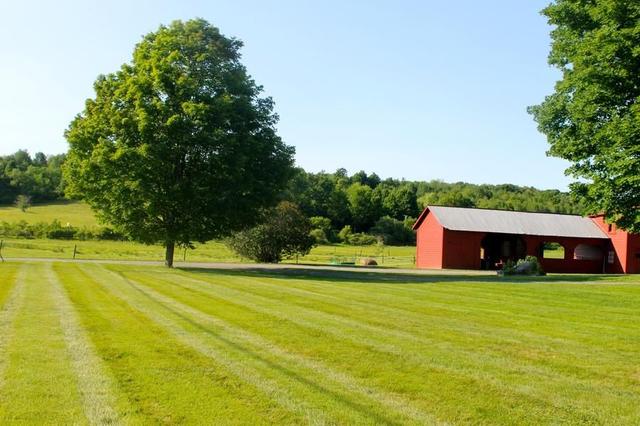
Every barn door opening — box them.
[480,233,527,270]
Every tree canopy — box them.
[529,0,640,231]
[0,150,65,204]
[64,19,295,266]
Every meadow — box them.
[0,201,98,227]
[0,202,416,267]
[0,260,638,424]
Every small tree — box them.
[226,202,315,263]
[15,195,31,212]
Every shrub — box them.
[309,228,329,245]
[501,256,545,276]
[337,225,353,243]
[346,232,378,246]
[310,216,336,242]
[226,202,315,263]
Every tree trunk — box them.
[165,241,175,267]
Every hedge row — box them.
[0,220,126,241]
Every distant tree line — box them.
[0,150,65,204]
[282,167,584,245]
[0,151,584,245]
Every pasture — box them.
[0,201,98,228]
[0,201,416,267]
[0,260,638,424]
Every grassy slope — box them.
[0,261,638,424]
[0,201,98,228]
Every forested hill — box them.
[1,151,583,232]
[284,168,584,232]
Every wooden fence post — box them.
[0,240,4,262]
[73,244,77,259]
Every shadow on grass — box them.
[178,266,628,285]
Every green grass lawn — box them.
[0,261,638,424]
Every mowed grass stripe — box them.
[86,264,424,425]
[118,269,441,425]
[62,263,297,424]
[0,264,24,391]
[144,268,639,423]
[47,264,121,425]
[0,263,86,423]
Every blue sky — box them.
[0,0,571,189]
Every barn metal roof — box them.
[426,206,609,239]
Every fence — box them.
[0,239,416,268]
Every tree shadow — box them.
[178,265,626,285]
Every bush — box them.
[501,256,545,276]
[310,216,337,242]
[226,202,315,263]
[337,225,353,243]
[309,228,329,245]
[346,232,378,246]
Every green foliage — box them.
[345,232,378,246]
[0,219,125,241]
[336,225,377,245]
[15,195,32,212]
[346,183,380,231]
[502,256,545,276]
[529,0,640,232]
[337,225,353,243]
[63,19,294,266]
[0,151,65,203]
[226,202,315,263]
[309,229,329,245]
[309,216,335,242]
[370,216,416,246]
[286,169,584,239]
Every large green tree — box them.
[529,0,640,231]
[64,19,295,266]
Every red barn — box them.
[413,206,640,274]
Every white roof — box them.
[428,206,609,239]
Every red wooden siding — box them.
[591,215,640,273]
[415,211,443,269]
[442,230,484,270]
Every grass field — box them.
[0,261,638,424]
[0,239,416,267]
[0,202,416,267]
[0,201,99,228]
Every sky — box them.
[0,0,572,189]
